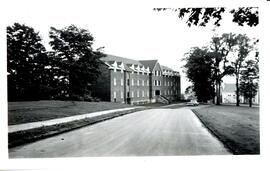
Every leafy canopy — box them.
[154,7,258,27]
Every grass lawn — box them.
[8,100,132,125]
[192,105,259,154]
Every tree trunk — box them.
[249,88,253,107]
[216,81,221,105]
[236,76,240,106]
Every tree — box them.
[153,7,258,27]
[239,60,259,107]
[7,23,49,101]
[183,47,215,102]
[231,34,253,106]
[209,33,237,105]
[49,25,105,100]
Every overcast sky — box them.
[3,0,259,93]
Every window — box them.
[132,79,134,86]
[113,91,116,98]
[142,91,144,97]
[142,80,144,86]
[158,80,161,86]
[137,80,140,86]
[137,90,140,97]
[131,91,134,98]
[154,80,157,86]
[121,91,123,98]
[147,80,149,86]
[121,78,123,86]
[127,79,130,86]
[114,78,116,86]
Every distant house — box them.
[221,83,259,104]
[92,54,181,104]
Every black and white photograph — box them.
[0,0,270,171]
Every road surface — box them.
[9,107,230,157]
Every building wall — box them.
[110,69,125,103]
[129,71,150,104]
[151,62,163,101]
[93,59,181,104]
[222,92,244,103]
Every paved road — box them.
[9,107,230,157]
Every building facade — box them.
[92,55,181,104]
[221,83,259,104]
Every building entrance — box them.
[155,90,160,96]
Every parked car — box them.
[186,100,199,106]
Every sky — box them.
[2,0,259,93]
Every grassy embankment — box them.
[192,105,259,154]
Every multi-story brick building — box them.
[92,54,181,104]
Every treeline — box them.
[7,23,105,102]
[183,33,259,107]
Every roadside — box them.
[8,107,147,148]
[8,101,132,125]
[192,105,259,154]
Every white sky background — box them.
[3,0,259,93]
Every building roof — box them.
[161,65,174,71]
[100,54,142,66]
[100,54,179,75]
[138,60,158,71]
[223,83,236,93]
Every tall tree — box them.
[49,25,105,100]
[210,33,237,105]
[153,7,258,27]
[7,23,48,101]
[231,34,252,106]
[183,47,215,102]
[239,60,259,107]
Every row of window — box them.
[154,80,175,87]
[113,78,179,87]
[114,69,150,75]
[113,78,149,86]
[113,90,150,99]
[163,90,174,95]
[113,89,177,99]
[154,70,162,76]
